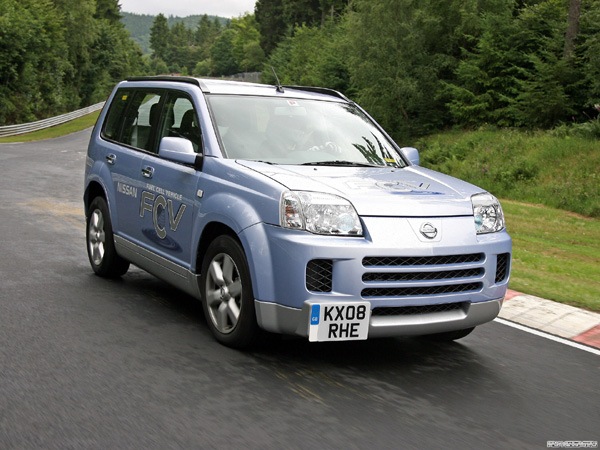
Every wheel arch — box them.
[195,221,240,276]
[84,180,107,216]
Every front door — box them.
[137,91,204,269]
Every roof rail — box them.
[282,85,350,102]
[126,76,209,92]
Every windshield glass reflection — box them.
[208,96,406,167]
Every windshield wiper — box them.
[301,160,383,167]
[248,159,278,165]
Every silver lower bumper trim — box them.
[255,298,503,338]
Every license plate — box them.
[308,302,371,342]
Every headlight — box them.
[280,191,363,236]
[472,193,505,234]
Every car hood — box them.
[237,162,483,217]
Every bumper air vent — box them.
[372,302,467,316]
[495,253,510,283]
[306,259,333,292]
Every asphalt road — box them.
[1,130,598,450]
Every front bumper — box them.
[255,297,503,337]
[239,216,511,337]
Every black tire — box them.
[200,235,259,348]
[86,196,130,278]
[422,327,475,342]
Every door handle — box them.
[106,153,116,165]
[141,166,154,179]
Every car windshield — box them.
[207,95,407,167]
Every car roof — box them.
[125,76,349,102]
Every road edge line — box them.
[494,317,600,356]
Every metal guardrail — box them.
[0,102,105,137]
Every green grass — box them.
[416,128,600,218]
[503,200,600,312]
[0,111,100,143]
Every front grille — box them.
[363,253,484,267]
[363,268,483,283]
[362,282,482,298]
[361,252,485,299]
[306,259,333,292]
[495,253,510,283]
[372,302,466,316]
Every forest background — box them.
[3,0,598,131]
[1,0,599,218]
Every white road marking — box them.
[495,318,600,356]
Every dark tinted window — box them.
[103,89,131,141]
[120,91,164,152]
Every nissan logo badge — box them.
[420,222,438,239]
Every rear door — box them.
[102,89,166,245]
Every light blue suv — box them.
[84,76,511,348]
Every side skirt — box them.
[114,235,201,300]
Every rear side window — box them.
[102,89,165,153]
[103,90,131,141]
[120,91,163,152]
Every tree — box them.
[318,0,348,25]
[242,41,265,72]
[509,0,582,127]
[231,14,264,72]
[194,59,212,76]
[282,0,322,29]
[52,0,98,110]
[0,0,68,123]
[94,0,121,22]
[563,0,582,62]
[150,13,169,61]
[255,0,287,55]
[82,3,143,104]
[166,21,192,71]
[444,2,524,127]
[264,23,348,91]
[580,0,600,104]
[344,0,469,138]
[0,0,143,124]
[255,0,349,56]
[210,28,239,75]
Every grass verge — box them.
[0,111,100,143]
[504,199,600,312]
[416,128,600,217]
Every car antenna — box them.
[271,67,284,93]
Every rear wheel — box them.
[86,197,129,278]
[200,235,259,348]
[422,327,475,342]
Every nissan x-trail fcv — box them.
[84,76,511,348]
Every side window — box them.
[158,93,202,153]
[103,89,131,141]
[120,91,164,152]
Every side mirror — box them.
[158,137,203,170]
[400,147,419,165]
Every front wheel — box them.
[200,235,259,348]
[86,196,130,278]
